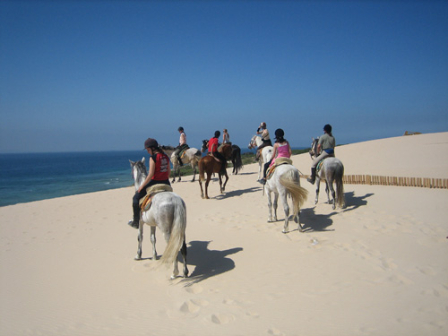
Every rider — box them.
[208,130,227,175]
[255,122,272,161]
[222,128,231,144]
[307,124,336,185]
[174,127,188,166]
[259,128,292,185]
[128,138,171,229]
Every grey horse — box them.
[309,138,345,209]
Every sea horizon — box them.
[0,147,306,207]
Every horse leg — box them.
[218,173,223,194]
[258,161,262,180]
[204,174,211,199]
[280,191,290,233]
[267,191,278,222]
[171,164,177,183]
[222,171,229,192]
[180,239,189,277]
[177,166,181,182]
[267,190,274,222]
[315,177,320,205]
[150,226,157,260]
[326,179,336,209]
[191,162,196,182]
[199,179,205,199]
[135,221,144,260]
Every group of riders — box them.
[128,123,336,229]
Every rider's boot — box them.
[127,206,140,229]
[307,168,316,185]
[178,157,183,166]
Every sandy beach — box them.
[1,132,447,336]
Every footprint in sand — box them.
[267,327,286,336]
[185,285,203,294]
[180,300,201,314]
[210,313,235,324]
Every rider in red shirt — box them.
[208,130,227,175]
[128,138,171,229]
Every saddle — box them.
[316,155,334,173]
[266,157,293,180]
[139,184,173,211]
[179,145,189,159]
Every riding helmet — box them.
[274,128,284,139]
[323,124,332,133]
[178,127,184,131]
[144,138,158,149]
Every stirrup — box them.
[127,219,139,229]
[307,177,315,185]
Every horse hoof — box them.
[282,230,288,234]
[134,255,141,260]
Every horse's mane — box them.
[135,160,147,177]
[161,145,176,151]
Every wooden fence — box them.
[301,175,448,189]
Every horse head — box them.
[129,157,148,190]
[309,137,319,159]
[201,139,209,153]
[248,135,260,149]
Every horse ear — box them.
[141,157,145,163]
[129,160,134,166]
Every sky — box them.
[0,0,447,153]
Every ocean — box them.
[0,148,258,207]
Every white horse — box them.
[309,138,345,209]
[248,135,273,181]
[161,146,202,183]
[129,158,188,279]
[264,163,308,233]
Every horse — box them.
[264,162,308,233]
[129,158,188,279]
[198,144,233,199]
[161,145,202,183]
[201,140,243,175]
[309,138,345,209]
[248,135,273,181]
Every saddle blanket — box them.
[179,145,189,159]
[139,184,173,211]
[266,157,293,180]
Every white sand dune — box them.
[1,132,447,336]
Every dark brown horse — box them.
[201,140,243,175]
[198,144,232,199]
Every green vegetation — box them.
[171,148,310,178]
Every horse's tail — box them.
[198,158,206,182]
[334,163,345,208]
[279,168,308,215]
[160,197,187,265]
[232,146,243,174]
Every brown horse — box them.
[198,144,232,199]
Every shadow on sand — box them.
[215,186,262,199]
[297,191,374,232]
[181,240,243,286]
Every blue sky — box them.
[1,0,447,153]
